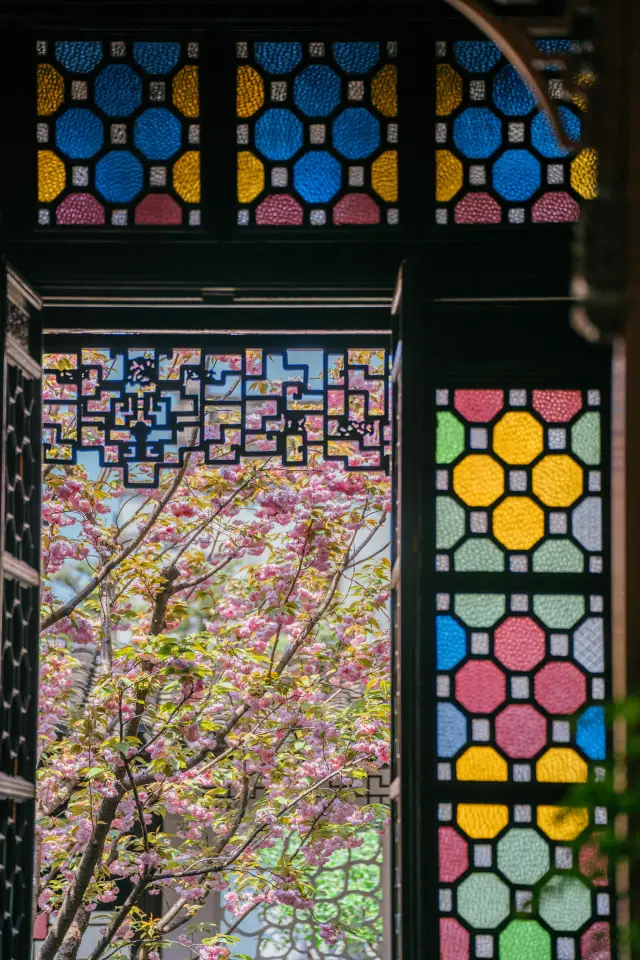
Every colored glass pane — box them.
[435,389,602,575]
[37,38,201,228]
[435,39,591,225]
[236,39,398,227]
[439,804,609,956]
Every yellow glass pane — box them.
[532,454,583,507]
[536,748,588,783]
[237,65,264,118]
[38,150,65,202]
[37,63,64,116]
[537,805,589,840]
[457,746,508,781]
[371,151,398,202]
[493,496,544,550]
[453,454,504,507]
[436,150,462,202]
[436,64,462,117]
[371,64,397,117]
[571,147,598,199]
[172,65,199,118]
[457,804,509,839]
[237,151,264,203]
[493,412,543,464]
[173,151,200,203]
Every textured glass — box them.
[435,592,607,784]
[36,39,201,227]
[236,39,398,227]
[438,803,611,958]
[435,39,593,224]
[435,388,602,573]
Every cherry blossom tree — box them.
[37,353,391,960]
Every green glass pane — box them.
[457,873,510,929]
[436,411,465,464]
[436,496,466,549]
[496,828,550,885]
[499,920,552,960]
[533,594,585,629]
[571,412,601,465]
[454,538,504,571]
[454,593,506,627]
[539,876,592,931]
[532,539,584,573]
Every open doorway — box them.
[36,333,392,960]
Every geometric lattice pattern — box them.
[435,389,603,574]
[0,799,33,960]
[43,345,390,486]
[435,39,597,225]
[436,591,607,784]
[231,825,385,960]
[1,579,37,782]
[236,40,398,227]
[4,364,38,570]
[37,39,201,227]
[438,801,611,960]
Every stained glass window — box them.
[436,591,606,784]
[435,39,597,224]
[236,40,398,227]
[438,802,611,960]
[435,389,603,574]
[36,39,201,227]
[432,380,610,957]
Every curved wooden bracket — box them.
[443,0,585,152]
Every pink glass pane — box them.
[333,193,380,225]
[440,918,470,960]
[454,389,504,423]
[581,923,611,960]
[56,193,105,225]
[495,704,547,758]
[454,192,501,224]
[255,194,303,226]
[532,389,582,422]
[135,194,182,226]
[455,660,506,714]
[532,191,580,223]
[534,662,587,714]
[579,836,608,887]
[495,617,545,671]
[439,826,468,882]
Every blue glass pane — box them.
[254,42,302,74]
[492,149,540,200]
[293,151,341,202]
[95,151,143,202]
[536,39,574,54]
[453,107,501,159]
[332,108,380,159]
[95,65,142,118]
[134,108,182,160]
[437,703,467,758]
[531,106,581,158]
[55,41,103,73]
[133,42,180,74]
[332,42,380,74]
[254,108,303,161]
[294,65,341,117]
[493,65,536,116]
[56,108,104,159]
[576,706,606,760]
[453,40,501,73]
[436,615,466,670]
